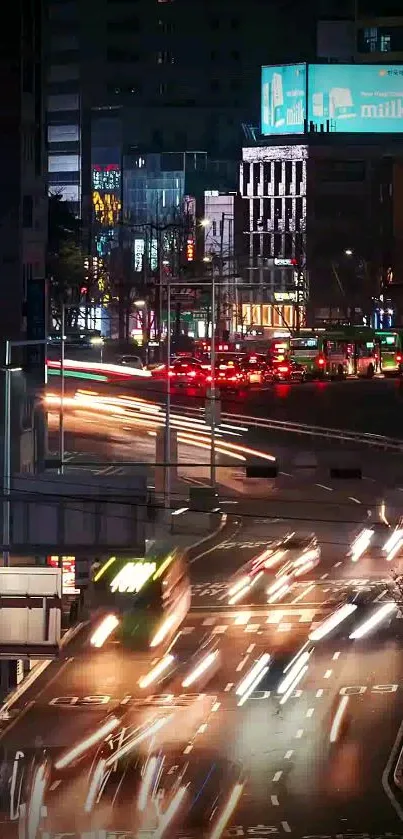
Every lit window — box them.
[363,27,378,52]
[380,34,391,52]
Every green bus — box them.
[289,327,378,379]
[88,547,191,650]
[375,329,403,375]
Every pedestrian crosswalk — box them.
[185,605,326,636]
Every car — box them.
[276,532,321,577]
[168,357,206,388]
[264,357,306,383]
[207,352,250,391]
[118,354,144,369]
[349,520,392,561]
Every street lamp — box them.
[59,302,103,475]
[344,249,354,257]
[2,339,47,566]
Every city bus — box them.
[88,547,191,650]
[375,329,403,375]
[289,327,378,378]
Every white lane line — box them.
[272,770,283,782]
[271,795,279,806]
[316,484,333,491]
[316,688,324,698]
[224,683,234,692]
[236,655,250,672]
[333,561,342,568]
[50,780,61,791]
[284,750,294,760]
[320,573,329,580]
[291,583,316,605]
[295,729,304,739]
[306,708,314,718]
[282,821,292,833]
[183,745,193,754]
[197,724,208,734]
[324,669,333,679]
[332,651,341,660]
[247,644,256,653]
[349,497,361,504]
[280,471,292,477]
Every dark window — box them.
[209,18,219,29]
[210,79,220,92]
[107,47,139,62]
[107,17,140,31]
[22,196,33,228]
[231,50,240,60]
[230,18,240,28]
[23,59,34,93]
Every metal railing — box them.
[172,403,403,452]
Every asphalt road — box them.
[2,469,403,837]
[48,364,403,438]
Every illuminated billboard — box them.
[261,64,306,136]
[308,64,403,133]
[261,63,403,135]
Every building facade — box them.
[46,0,317,216]
[317,0,403,63]
[240,137,400,328]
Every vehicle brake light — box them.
[396,353,402,363]
[168,370,175,377]
[206,375,212,382]
[317,356,325,366]
[278,365,289,373]
[188,370,196,377]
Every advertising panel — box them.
[308,64,403,133]
[261,64,306,135]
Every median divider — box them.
[394,744,403,790]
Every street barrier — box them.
[173,402,403,453]
[329,467,362,479]
[245,464,278,478]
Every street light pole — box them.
[165,283,171,510]
[2,339,46,567]
[59,304,65,475]
[210,273,216,487]
[3,341,11,567]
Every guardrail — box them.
[172,403,403,452]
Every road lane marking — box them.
[277,623,292,632]
[316,484,333,491]
[271,795,279,806]
[306,708,314,718]
[183,745,193,754]
[324,669,333,679]
[320,573,329,580]
[349,497,361,504]
[247,644,256,653]
[295,729,304,739]
[334,561,342,568]
[284,750,293,759]
[291,583,316,605]
[224,683,234,692]
[272,771,282,782]
[50,780,61,791]
[282,821,291,833]
[332,651,341,660]
[202,617,215,626]
[236,655,250,672]
[316,689,324,698]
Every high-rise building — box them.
[0,0,47,341]
[317,0,403,63]
[46,0,317,216]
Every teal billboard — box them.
[261,64,306,136]
[261,63,403,135]
[308,64,403,133]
